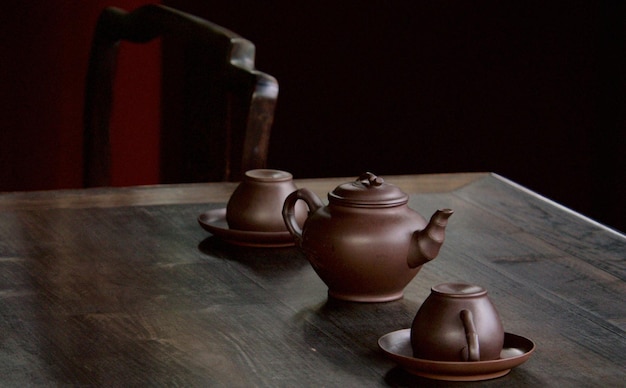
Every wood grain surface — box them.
[0,173,623,386]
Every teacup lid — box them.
[244,169,293,182]
[328,172,408,207]
[432,283,487,297]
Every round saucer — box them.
[378,329,535,381]
[198,208,296,248]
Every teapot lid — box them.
[328,172,408,207]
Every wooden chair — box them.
[83,4,278,186]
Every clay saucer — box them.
[198,208,296,248]
[378,329,535,382]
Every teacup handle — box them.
[460,309,480,361]
[282,188,323,246]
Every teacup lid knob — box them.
[328,172,408,207]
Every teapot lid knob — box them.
[328,172,408,207]
[359,172,384,187]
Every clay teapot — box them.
[282,172,453,302]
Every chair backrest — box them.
[83,4,278,187]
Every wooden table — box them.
[1,173,624,386]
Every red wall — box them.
[0,1,161,190]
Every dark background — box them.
[1,1,624,232]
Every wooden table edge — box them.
[0,172,488,210]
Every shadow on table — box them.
[384,366,542,387]
[197,236,309,276]
[294,297,418,378]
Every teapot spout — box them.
[407,209,454,268]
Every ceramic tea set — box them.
[197,169,535,381]
[379,283,535,381]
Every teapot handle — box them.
[460,309,480,361]
[282,188,323,246]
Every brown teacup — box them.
[410,283,504,361]
[226,169,307,232]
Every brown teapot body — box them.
[282,173,453,302]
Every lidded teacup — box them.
[411,283,504,361]
[226,169,307,232]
